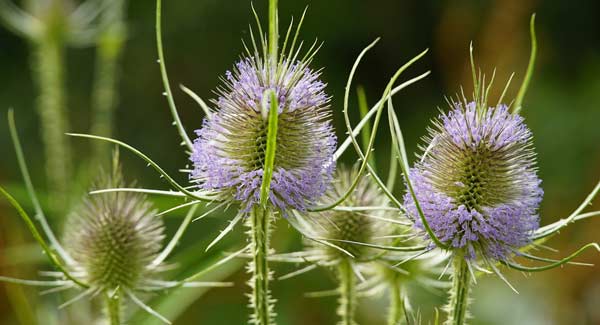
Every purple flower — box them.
[403,101,543,260]
[190,56,336,213]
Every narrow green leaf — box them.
[356,85,374,166]
[268,0,278,63]
[388,96,449,249]
[317,238,428,252]
[156,0,193,150]
[260,90,279,208]
[151,205,199,267]
[503,243,599,272]
[179,84,212,118]
[67,133,215,202]
[0,186,88,288]
[8,110,74,264]
[533,180,600,240]
[513,14,537,114]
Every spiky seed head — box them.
[64,167,165,291]
[404,101,543,260]
[306,167,390,262]
[190,52,336,214]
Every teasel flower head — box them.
[64,165,165,292]
[190,40,336,214]
[304,166,391,263]
[2,113,236,324]
[403,99,543,261]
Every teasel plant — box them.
[262,165,449,325]
[286,166,396,325]
[269,89,450,324]
[65,0,433,323]
[0,111,233,324]
[340,14,600,325]
[0,0,109,212]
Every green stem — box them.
[268,0,278,63]
[337,260,356,325]
[446,255,471,325]
[249,206,273,325]
[105,291,121,325]
[33,34,71,212]
[91,0,127,162]
[356,86,375,168]
[387,279,404,325]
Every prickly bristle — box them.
[190,55,336,214]
[64,168,165,291]
[404,101,543,260]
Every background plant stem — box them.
[106,291,121,325]
[387,278,404,325]
[337,259,356,325]
[32,33,71,213]
[91,0,127,163]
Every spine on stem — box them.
[445,254,472,325]
[247,206,275,325]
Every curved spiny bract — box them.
[404,101,543,261]
[190,54,336,214]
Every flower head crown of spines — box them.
[305,166,391,263]
[190,34,337,214]
[64,163,166,292]
[404,94,543,261]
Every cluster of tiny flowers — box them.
[190,55,336,213]
[64,169,165,291]
[404,101,543,260]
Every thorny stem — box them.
[249,206,274,325]
[337,260,356,325]
[105,290,121,325]
[91,0,126,162]
[387,279,404,325]
[33,31,71,212]
[446,255,471,325]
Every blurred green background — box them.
[0,0,599,324]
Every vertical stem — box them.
[337,259,356,325]
[387,279,404,325]
[91,0,127,162]
[268,0,278,63]
[33,34,71,213]
[356,86,375,167]
[446,255,471,325]
[105,291,121,325]
[249,206,273,325]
